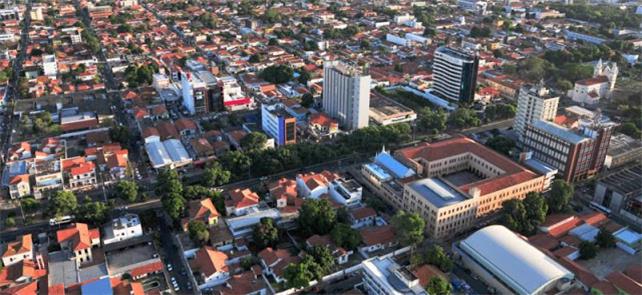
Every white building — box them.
[569,59,618,105]
[514,84,559,140]
[455,225,574,295]
[1,234,33,266]
[432,46,478,103]
[322,60,371,130]
[43,55,58,78]
[361,256,427,295]
[329,177,363,207]
[102,214,143,245]
[218,76,252,111]
[458,0,487,14]
[144,139,192,169]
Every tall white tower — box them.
[322,60,371,131]
[514,83,559,141]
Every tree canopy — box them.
[330,223,362,250]
[252,218,279,250]
[501,192,548,236]
[448,108,480,129]
[391,211,425,246]
[188,220,210,245]
[417,108,447,134]
[485,136,515,156]
[116,180,138,203]
[158,169,186,222]
[51,191,78,218]
[259,65,293,84]
[426,276,452,295]
[596,228,615,249]
[298,199,337,236]
[201,163,231,187]
[548,180,573,213]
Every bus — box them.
[49,215,74,226]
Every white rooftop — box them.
[459,225,573,295]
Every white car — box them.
[167,264,173,272]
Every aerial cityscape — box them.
[0,0,640,294]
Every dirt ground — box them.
[578,247,642,279]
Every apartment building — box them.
[261,103,297,146]
[432,46,478,103]
[514,84,559,140]
[322,60,370,130]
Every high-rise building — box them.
[261,103,297,146]
[522,116,616,183]
[432,46,479,103]
[322,60,370,130]
[180,70,214,115]
[514,84,559,140]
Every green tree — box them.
[298,199,337,236]
[330,223,362,250]
[309,246,335,275]
[240,132,268,152]
[426,276,452,295]
[579,241,598,260]
[116,180,138,203]
[21,197,39,214]
[297,69,311,85]
[301,93,314,108]
[51,191,78,217]
[201,163,231,187]
[484,104,516,121]
[595,228,616,248]
[77,199,110,225]
[252,218,279,250]
[221,151,252,179]
[158,169,185,221]
[109,125,131,145]
[249,54,261,63]
[448,108,480,129]
[391,211,426,246]
[283,255,318,289]
[417,108,447,134]
[184,185,211,200]
[549,180,573,213]
[425,245,454,272]
[485,136,515,156]
[523,192,548,227]
[188,220,210,245]
[618,122,641,139]
[259,65,293,84]
[501,199,531,234]
[5,217,15,227]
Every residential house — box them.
[258,247,299,284]
[349,207,377,229]
[295,171,338,199]
[189,246,230,290]
[102,214,143,245]
[182,198,220,231]
[305,235,352,265]
[359,225,397,254]
[1,235,33,266]
[225,188,260,216]
[8,174,30,199]
[56,223,100,266]
[61,157,97,190]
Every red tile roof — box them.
[56,223,94,251]
[606,272,642,295]
[225,188,259,209]
[129,260,162,278]
[2,234,32,258]
[190,247,229,277]
[397,136,540,195]
[360,225,396,246]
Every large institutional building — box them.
[322,60,371,130]
[361,137,548,240]
[522,110,616,183]
[432,46,479,103]
[455,225,574,295]
[514,84,559,140]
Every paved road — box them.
[157,212,195,294]
[461,118,514,135]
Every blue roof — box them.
[364,163,392,181]
[81,277,113,295]
[374,151,415,179]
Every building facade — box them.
[522,119,615,182]
[261,103,297,146]
[514,84,559,140]
[322,60,370,130]
[432,46,478,103]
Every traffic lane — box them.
[452,264,489,295]
[158,215,192,293]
